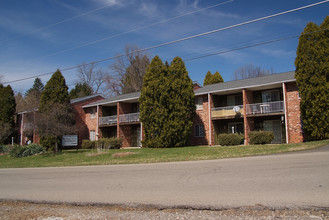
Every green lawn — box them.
[0,140,328,168]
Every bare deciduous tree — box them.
[35,103,75,152]
[233,64,274,80]
[77,63,107,94]
[109,44,150,94]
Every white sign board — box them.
[62,135,78,146]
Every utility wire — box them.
[14,27,329,94]
[0,1,118,44]
[27,0,235,60]
[3,0,329,84]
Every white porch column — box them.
[208,93,212,146]
[282,83,289,144]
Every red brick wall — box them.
[190,94,213,146]
[285,82,303,143]
[243,89,253,145]
[117,102,134,148]
[119,125,132,148]
[73,96,104,146]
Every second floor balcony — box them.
[246,101,284,115]
[119,112,140,123]
[211,105,244,119]
[99,115,117,126]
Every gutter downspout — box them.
[20,113,24,145]
[96,105,99,141]
[283,83,289,144]
[208,93,212,146]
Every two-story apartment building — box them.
[82,71,303,147]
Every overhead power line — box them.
[28,0,235,60]
[3,0,329,84]
[13,27,329,94]
[0,1,118,44]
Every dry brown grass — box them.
[112,152,137,158]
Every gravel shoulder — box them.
[1,200,328,220]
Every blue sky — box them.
[1,0,328,95]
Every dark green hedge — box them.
[217,133,244,146]
[249,131,274,145]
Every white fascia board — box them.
[194,79,296,96]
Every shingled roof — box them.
[195,71,295,95]
[83,71,296,108]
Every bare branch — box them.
[233,64,274,80]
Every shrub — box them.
[10,145,26,158]
[40,136,61,151]
[81,140,95,149]
[95,138,122,149]
[0,145,8,154]
[21,144,45,157]
[108,137,122,149]
[217,133,244,146]
[10,144,45,158]
[249,131,274,145]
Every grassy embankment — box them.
[0,139,328,168]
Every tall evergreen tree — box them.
[213,71,224,84]
[25,77,44,110]
[38,70,73,152]
[40,70,70,112]
[140,56,168,147]
[295,16,329,140]
[140,56,195,148]
[203,71,224,86]
[69,83,93,99]
[165,57,195,147]
[0,84,16,143]
[203,71,213,86]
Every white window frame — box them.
[195,96,203,110]
[90,108,96,119]
[90,130,96,141]
[195,125,205,137]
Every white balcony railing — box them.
[119,112,140,123]
[211,105,244,118]
[99,115,117,126]
[246,101,284,115]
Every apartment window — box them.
[195,125,205,137]
[227,94,242,106]
[262,90,280,103]
[90,108,96,119]
[195,97,203,110]
[90,130,96,141]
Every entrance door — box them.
[264,120,282,143]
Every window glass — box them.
[90,130,96,141]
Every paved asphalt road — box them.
[0,147,329,209]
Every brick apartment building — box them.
[16,71,303,148]
[16,94,104,146]
[82,71,303,148]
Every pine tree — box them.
[203,71,213,86]
[38,70,73,152]
[295,16,329,140]
[140,56,168,147]
[140,56,195,148]
[25,77,44,110]
[213,71,224,84]
[0,84,16,143]
[164,57,195,147]
[69,83,93,99]
[40,70,70,112]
